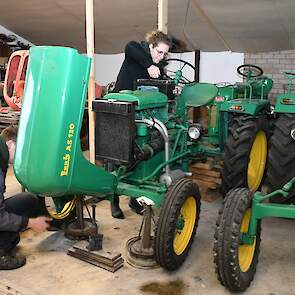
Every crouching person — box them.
[0,126,51,270]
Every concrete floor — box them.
[2,165,295,295]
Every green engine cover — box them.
[14,46,117,197]
[105,90,167,110]
[105,90,168,122]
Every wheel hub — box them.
[238,209,256,272]
[173,196,197,255]
[247,131,267,191]
[176,216,185,231]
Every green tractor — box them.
[164,60,272,193]
[14,47,272,271]
[213,72,295,291]
[201,64,272,193]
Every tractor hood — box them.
[14,46,117,197]
[180,83,218,107]
[104,90,167,111]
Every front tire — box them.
[222,114,269,193]
[213,188,261,291]
[154,179,201,271]
[266,113,295,202]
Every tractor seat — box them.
[181,82,218,107]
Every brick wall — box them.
[245,50,295,103]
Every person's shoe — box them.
[129,198,143,215]
[111,196,125,219]
[0,253,26,270]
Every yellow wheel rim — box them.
[173,196,197,255]
[239,209,256,272]
[247,131,267,191]
[47,198,76,219]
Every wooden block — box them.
[192,173,222,185]
[190,167,221,178]
[190,162,214,170]
[193,106,208,128]
[191,178,217,189]
[68,250,124,272]
[189,158,223,192]
[67,241,124,273]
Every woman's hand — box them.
[147,65,161,79]
[28,216,52,232]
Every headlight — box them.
[188,125,201,140]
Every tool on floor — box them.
[87,204,103,251]
[65,196,123,272]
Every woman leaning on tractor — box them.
[111,30,172,219]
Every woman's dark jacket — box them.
[113,41,166,92]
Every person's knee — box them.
[4,193,47,216]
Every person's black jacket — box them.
[0,137,28,232]
[113,41,166,92]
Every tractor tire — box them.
[213,188,261,292]
[154,179,201,271]
[222,114,269,194]
[266,113,295,202]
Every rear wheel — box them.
[222,114,269,193]
[213,188,261,291]
[154,179,201,270]
[266,113,295,202]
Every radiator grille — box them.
[93,100,135,164]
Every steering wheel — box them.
[237,64,263,79]
[215,82,233,87]
[164,58,196,84]
[285,72,295,80]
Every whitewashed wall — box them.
[94,53,124,86]
[200,52,244,84]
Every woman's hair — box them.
[145,30,172,48]
[1,125,18,142]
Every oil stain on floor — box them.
[140,279,186,295]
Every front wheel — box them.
[154,179,201,271]
[213,188,261,291]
